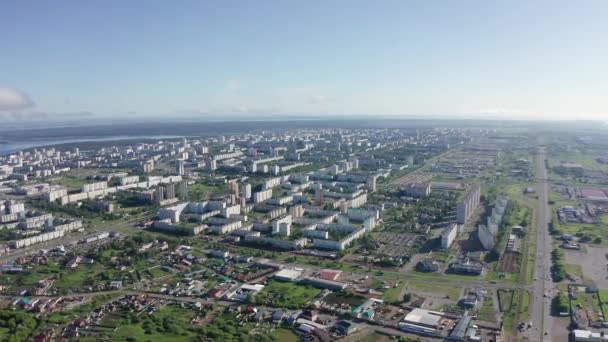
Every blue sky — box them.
[1,1,607,121]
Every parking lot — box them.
[375,232,424,259]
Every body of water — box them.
[0,135,182,155]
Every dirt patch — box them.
[499,252,521,273]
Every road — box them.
[527,147,554,342]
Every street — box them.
[527,147,554,342]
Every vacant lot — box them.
[565,246,608,288]
[406,281,462,301]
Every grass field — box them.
[565,264,584,280]
[526,245,536,285]
[501,289,521,338]
[553,219,608,245]
[602,214,608,226]
[272,328,299,342]
[570,289,591,311]
[598,289,608,318]
[188,182,226,201]
[599,289,608,303]
[497,289,515,312]
[520,290,531,321]
[382,281,407,303]
[355,332,394,342]
[51,174,91,190]
[551,151,608,173]
[255,280,321,309]
[503,183,537,208]
[478,290,498,323]
[406,281,462,300]
[324,291,367,307]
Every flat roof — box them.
[403,308,443,327]
[319,269,342,280]
[274,268,303,280]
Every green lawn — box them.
[526,248,536,285]
[272,328,299,342]
[382,281,408,303]
[356,332,394,342]
[520,290,531,321]
[188,183,226,201]
[552,219,608,245]
[478,290,497,323]
[598,289,608,318]
[53,175,90,190]
[601,214,608,226]
[255,280,321,309]
[501,289,521,338]
[571,289,591,310]
[502,183,538,208]
[599,289,608,303]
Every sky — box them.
[1,1,607,123]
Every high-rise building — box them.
[456,185,481,225]
[155,187,165,204]
[242,183,252,199]
[179,182,188,199]
[206,158,217,171]
[143,160,155,173]
[165,183,176,200]
[176,159,185,176]
[229,181,239,195]
[366,175,378,192]
[249,163,258,173]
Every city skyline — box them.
[1,1,607,122]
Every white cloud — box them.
[0,110,94,121]
[222,80,241,94]
[0,86,35,111]
[471,108,534,117]
[228,105,278,114]
[307,94,333,104]
[472,108,531,115]
[234,105,249,113]
[171,109,209,116]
